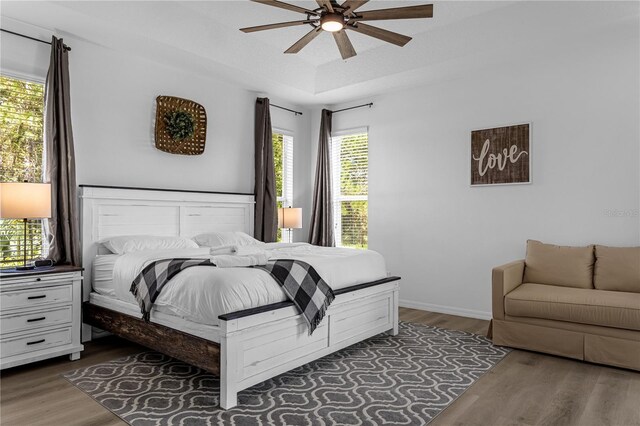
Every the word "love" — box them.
[473,139,528,177]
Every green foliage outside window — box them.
[0,76,44,181]
[337,133,368,249]
[273,133,284,242]
[0,75,46,266]
[341,200,368,249]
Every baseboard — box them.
[399,299,492,321]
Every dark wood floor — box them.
[1,308,639,425]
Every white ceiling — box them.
[1,1,637,106]
[187,1,511,66]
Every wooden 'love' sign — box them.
[471,123,531,186]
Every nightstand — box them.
[0,265,84,369]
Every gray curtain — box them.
[308,109,335,247]
[254,97,278,242]
[44,36,81,266]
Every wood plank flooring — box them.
[1,307,638,425]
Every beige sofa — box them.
[490,240,640,371]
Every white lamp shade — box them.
[0,182,52,219]
[278,207,302,229]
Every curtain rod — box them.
[0,28,71,51]
[270,103,303,116]
[331,102,373,114]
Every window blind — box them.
[0,75,48,266]
[0,220,47,266]
[331,131,368,249]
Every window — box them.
[273,130,294,242]
[0,75,47,267]
[331,130,368,249]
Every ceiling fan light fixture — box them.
[244,1,434,59]
[321,13,344,32]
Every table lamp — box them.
[0,182,52,270]
[278,207,302,243]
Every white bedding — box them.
[92,243,387,326]
[93,254,120,296]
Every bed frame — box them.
[80,185,400,409]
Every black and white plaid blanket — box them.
[130,258,216,321]
[255,260,335,334]
[129,258,334,334]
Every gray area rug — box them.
[64,322,510,425]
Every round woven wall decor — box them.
[155,96,207,155]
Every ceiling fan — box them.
[240,0,433,60]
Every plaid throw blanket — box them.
[130,258,215,321]
[255,260,335,334]
[129,258,335,334]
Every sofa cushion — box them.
[523,240,594,289]
[505,283,640,331]
[594,245,640,293]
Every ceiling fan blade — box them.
[351,4,433,21]
[333,30,357,59]
[346,22,411,46]
[341,0,368,13]
[240,20,314,33]
[316,0,334,13]
[284,27,323,54]
[251,0,318,16]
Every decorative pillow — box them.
[193,231,262,248]
[594,245,640,293]
[101,235,198,254]
[523,240,595,289]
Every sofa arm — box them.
[492,259,525,320]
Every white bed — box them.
[92,243,387,330]
[80,185,400,409]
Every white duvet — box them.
[95,243,387,326]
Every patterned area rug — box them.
[64,322,509,425]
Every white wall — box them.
[1,22,313,241]
[3,9,638,318]
[329,20,640,318]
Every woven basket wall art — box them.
[155,96,207,155]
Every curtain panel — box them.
[44,36,81,266]
[308,109,335,247]
[254,97,278,242]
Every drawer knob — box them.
[27,295,47,300]
[36,278,41,282]
[26,339,45,346]
[27,317,46,323]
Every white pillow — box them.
[193,231,262,248]
[101,235,199,254]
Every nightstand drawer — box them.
[0,327,72,358]
[1,285,72,311]
[1,306,73,335]
[1,274,74,287]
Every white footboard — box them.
[219,279,400,409]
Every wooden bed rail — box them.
[218,276,401,321]
[83,303,221,375]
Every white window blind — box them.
[331,129,368,249]
[0,75,48,266]
[273,130,294,242]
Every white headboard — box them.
[80,185,255,301]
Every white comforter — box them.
[99,243,387,326]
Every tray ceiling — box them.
[1,1,636,105]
